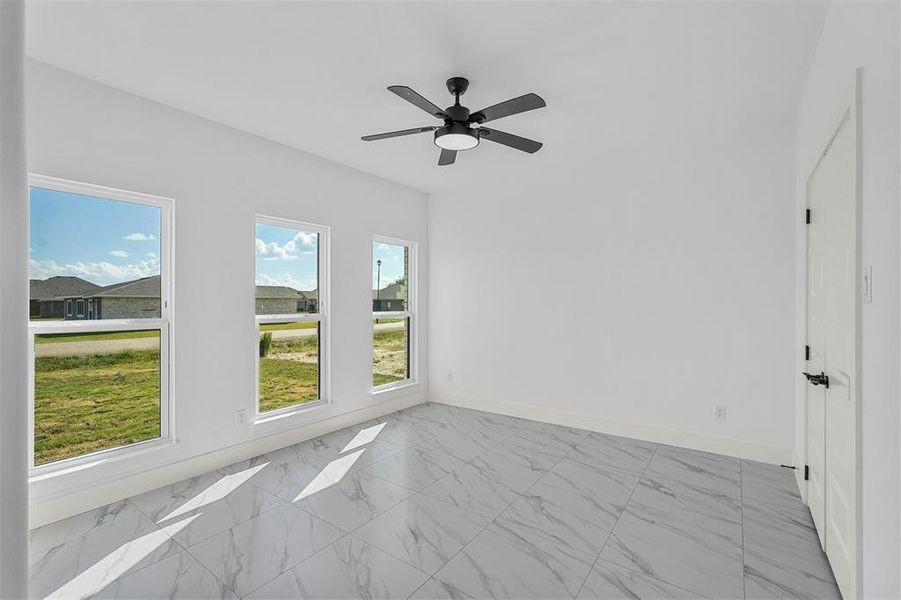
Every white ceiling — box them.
[26,1,828,194]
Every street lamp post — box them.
[376,259,382,311]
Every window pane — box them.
[29,187,162,321]
[259,321,320,412]
[373,317,409,386]
[372,242,408,312]
[33,329,161,465]
[255,223,319,315]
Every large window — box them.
[28,176,171,468]
[372,237,414,389]
[255,216,328,416]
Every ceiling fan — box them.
[361,77,546,166]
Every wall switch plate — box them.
[236,409,247,425]
[446,371,454,383]
[714,405,727,421]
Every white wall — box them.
[429,120,797,462]
[793,2,900,598]
[0,0,30,595]
[26,60,428,526]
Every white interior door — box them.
[804,75,860,599]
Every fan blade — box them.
[438,149,457,166]
[361,126,436,141]
[388,86,449,119]
[469,93,546,124]
[478,127,543,153]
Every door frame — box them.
[800,67,863,599]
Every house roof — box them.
[41,275,315,301]
[373,282,406,300]
[30,276,102,300]
[94,275,161,298]
[255,285,301,299]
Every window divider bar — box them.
[372,311,412,319]
[28,319,165,335]
[255,314,322,325]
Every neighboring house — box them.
[29,276,102,318]
[372,281,407,311]
[255,285,301,315]
[50,276,315,320]
[63,275,162,320]
[298,289,318,313]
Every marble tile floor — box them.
[29,402,841,599]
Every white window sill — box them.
[29,436,176,484]
[252,399,328,434]
[371,380,420,398]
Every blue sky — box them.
[372,242,406,290]
[254,225,405,293]
[255,222,318,291]
[29,187,161,286]
[30,187,407,293]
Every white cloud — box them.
[109,250,129,258]
[255,231,316,261]
[29,257,160,286]
[255,272,316,291]
[123,232,156,241]
[146,252,157,258]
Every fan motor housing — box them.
[434,123,479,151]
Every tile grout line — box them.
[122,498,238,598]
[37,406,776,600]
[574,449,747,599]
[573,441,660,599]
[358,414,524,495]
[368,424,538,594]
[302,412,539,590]
[428,427,593,597]
[237,532,357,599]
[201,499,344,599]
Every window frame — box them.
[253,215,330,424]
[27,174,174,473]
[371,234,417,393]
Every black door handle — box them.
[803,371,830,388]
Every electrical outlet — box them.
[714,406,727,422]
[236,409,247,425]
[446,371,454,383]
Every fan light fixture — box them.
[361,77,546,166]
[434,124,479,151]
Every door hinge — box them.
[805,209,811,224]
[804,465,810,481]
[805,345,810,361]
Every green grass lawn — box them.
[33,348,161,465]
[31,322,411,466]
[259,334,320,413]
[372,323,408,386]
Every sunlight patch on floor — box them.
[294,449,364,502]
[159,463,270,523]
[47,515,198,599]
[341,422,386,453]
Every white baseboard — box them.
[30,392,425,529]
[430,391,792,465]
